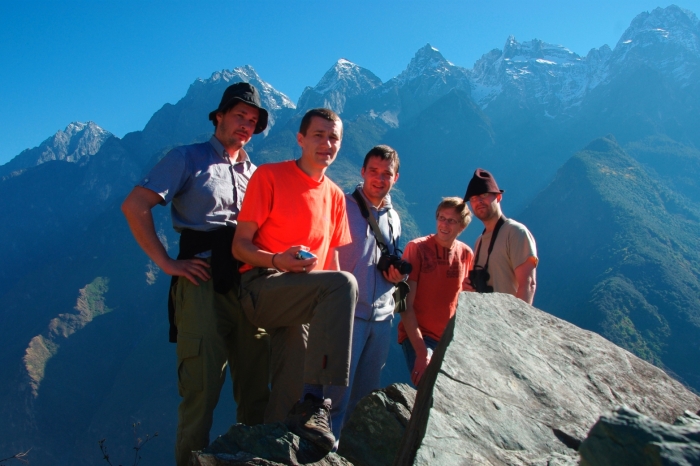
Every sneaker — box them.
[285,394,335,452]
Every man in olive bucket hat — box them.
[122,82,270,465]
[463,168,538,304]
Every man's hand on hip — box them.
[164,257,211,285]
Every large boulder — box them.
[396,292,700,465]
[578,406,700,465]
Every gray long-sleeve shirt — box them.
[337,184,401,322]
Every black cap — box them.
[464,168,504,200]
[208,82,269,134]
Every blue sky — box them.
[1,0,698,165]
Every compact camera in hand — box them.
[469,267,493,293]
[377,254,413,275]
[295,250,317,260]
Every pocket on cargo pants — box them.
[177,332,203,395]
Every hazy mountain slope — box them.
[625,135,700,203]
[383,89,495,234]
[0,133,144,296]
[521,135,700,389]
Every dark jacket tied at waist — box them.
[167,226,239,343]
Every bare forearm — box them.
[232,235,275,269]
[232,221,317,273]
[516,279,536,304]
[400,281,426,356]
[122,190,172,269]
[403,311,428,357]
[514,259,537,305]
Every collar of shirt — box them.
[209,136,252,168]
[356,182,393,211]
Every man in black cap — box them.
[122,82,270,466]
[463,168,538,304]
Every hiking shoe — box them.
[285,394,335,452]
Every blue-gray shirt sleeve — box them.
[138,148,190,206]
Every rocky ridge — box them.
[297,59,382,115]
[0,121,112,179]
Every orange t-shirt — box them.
[398,235,473,343]
[237,160,351,272]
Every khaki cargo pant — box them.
[240,268,357,423]
[174,274,270,466]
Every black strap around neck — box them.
[352,188,397,255]
[474,216,506,271]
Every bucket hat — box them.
[208,82,268,134]
[464,168,504,200]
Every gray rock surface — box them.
[396,292,700,465]
[579,406,700,465]
[337,383,415,466]
[191,422,351,466]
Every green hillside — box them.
[522,135,700,390]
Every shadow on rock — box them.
[191,422,351,465]
[337,383,416,466]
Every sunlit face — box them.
[214,102,260,152]
[361,156,399,206]
[296,116,343,171]
[435,207,466,246]
[469,192,501,221]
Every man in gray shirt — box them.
[121,82,270,466]
[328,145,406,448]
[463,168,538,304]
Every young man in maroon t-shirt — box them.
[398,197,473,385]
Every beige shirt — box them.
[473,218,538,296]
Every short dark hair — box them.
[436,197,471,228]
[299,108,342,136]
[362,145,400,173]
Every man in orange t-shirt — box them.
[232,108,357,452]
[398,197,473,386]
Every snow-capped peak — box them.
[297,59,382,114]
[615,5,700,54]
[469,35,608,114]
[0,121,113,177]
[196,65,295,111]
[610,5,700,85]
[399,43,453,82]
[313,59,382,94]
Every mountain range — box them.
[1,5,699,464]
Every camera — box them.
[377,254,413,275]
[469,267,493,293]
[295,250,317,260]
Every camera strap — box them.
[474,216,506,272]
[351,188,396,256]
